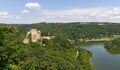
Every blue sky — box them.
[1,0,120,23]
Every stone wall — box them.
[23,29,41,44]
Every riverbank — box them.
[85,37,114,42]
[80,43,120,70]
[75,37,113,46]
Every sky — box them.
[1,0,120,23]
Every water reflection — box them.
[79,42,120,70]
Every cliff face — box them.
[23,29,41,44]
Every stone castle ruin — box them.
[23,29,41,44]
[23,29,55,44]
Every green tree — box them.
[0,26,18,70]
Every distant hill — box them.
[2,22,120,40]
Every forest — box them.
[105,37,120,54]
[1,22,120,70]
[0,25,93,70]
[13,22,120,41]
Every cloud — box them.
[2,7,120,23]
[25,2,41,9]
[105,8,120,15]
[22,10,29,14]
[42,8,104,16]
[90,7,120,20]
[15,16,21,19]
[40,7,120,22]
[0,12,13,18]
[109,16,120,19]
[41,8,105,22]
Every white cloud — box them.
[40,7,120,22]
[15,16,21,19]
[105,8,120,15]
[42,8,104,16]
[110,16,120,19]
[41,8,105,22]
[22,10,29,14]
[25,2,41,9]
[0,11,23,23]
[2,7,120,23]
[0,12,13,18]
[90,7,120,20]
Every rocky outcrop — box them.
[23,29,41,44]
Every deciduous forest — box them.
[1,22,120,70]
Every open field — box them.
[85,37,114,42]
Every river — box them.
[80,42,120,70]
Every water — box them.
[80,42,120,70]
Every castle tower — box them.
[23,29,41,44]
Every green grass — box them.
[85,37,114,42]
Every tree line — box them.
[13,22,120,41]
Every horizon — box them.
[1,22,120,24]
[1,0,120,24]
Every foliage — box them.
[0,26,93,70]
[2,22,120,70]
[0,26,18,69]
[13,22,120,40]
[105,37,120,54]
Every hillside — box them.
[13,22,120,41]
[105,37,120,54]
[0,26,93,70]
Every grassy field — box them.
[85,37,114,42]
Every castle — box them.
[23,29,55,44]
